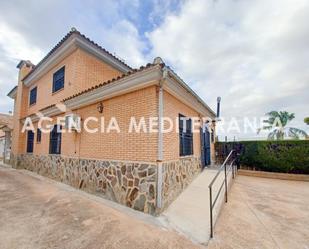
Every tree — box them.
[258,111,308,140]
[304,117,309,125]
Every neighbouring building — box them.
[0,113,13,164]
[7,28,216,215]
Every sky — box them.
[0,0,308,140]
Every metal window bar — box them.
[208,150,238,239]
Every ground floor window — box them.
[26,130,34,153]
[49,125,62,154]
[179,114,193,156]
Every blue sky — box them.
[0,0,308,140]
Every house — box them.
[7,28,216,214]
[0,113,13,163]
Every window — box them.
[29,87,37,105]
[49,125,62,154]
[37,128,42,143]
[27,130,34,153]
[52,67,65,93]
[211,128,215,143]
[179,114,193,156]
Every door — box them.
[200,125,211,167]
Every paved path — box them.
[0,166,202,249]
[208,175,309,249]
[159,167,234,245]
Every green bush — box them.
[216,140,309,174]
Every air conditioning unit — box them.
[65,114,81,132]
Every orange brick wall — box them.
[11,65,32,155]
[30,86,159,162]
[12,49,215,164]
[25,48,122,117]
[12,48,123,155]
[163,90,201,161]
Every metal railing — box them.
[208,150,238,238]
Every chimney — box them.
[16,60,34,80]
[216,96,221,118]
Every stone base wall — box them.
[161,157,202,210]
[11,154,157,214]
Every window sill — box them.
[52,87,64,95]
[29,103,36,107]
[180,155,194,158]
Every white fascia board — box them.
[75,38,130,73]
[165,70,216,117]
[8,87,17,99]
[22,106,64,123]
[64,66,162,110]
[23,38,77,86]
[164,75,216,118]
[23,35,131,86]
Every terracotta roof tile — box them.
[62,62,163,102]
[22,28,133,82]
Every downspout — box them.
[156,64,168,210]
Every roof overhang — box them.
[165,70,216,117]
[23,33,132,87]
[7,86,17,99]
[22,64,216,123]
[64,64,163,111]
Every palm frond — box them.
[288,127,308,138]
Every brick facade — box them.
[9,30,216,215]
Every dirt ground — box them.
[1,165,309,249]
[207,175,309,249]
[0,166,202,249]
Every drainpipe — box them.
[156,60,168,210]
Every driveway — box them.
[208,175,309,249]
[0,166,201,249]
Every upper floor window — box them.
[179,114,193,156]
[37,128,42,143]
[29,87,37,105]
[52,66,65,93]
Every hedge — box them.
[215,140,309,174]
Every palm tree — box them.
[258,111,307,140]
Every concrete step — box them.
[158,167,234,245]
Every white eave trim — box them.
[64,65,162,110]
[23,34,131,86]
[164,71,216,118]
[22,66,162,123]
[8,87,17,99]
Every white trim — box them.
[24,37,77,86]
[158,85,163,161]
[156,162,163,209]
[75,38,130,73]
[8,87,17,99]
[23,34,131,86]
[166,70,216,117]
[65,65,162,110]
[164,75,216,118]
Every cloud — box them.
[0,0,308,139]
[0,0,148,114]
[148,0,309,139]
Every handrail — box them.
[209,150,234,187]
[208,150,237,239]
